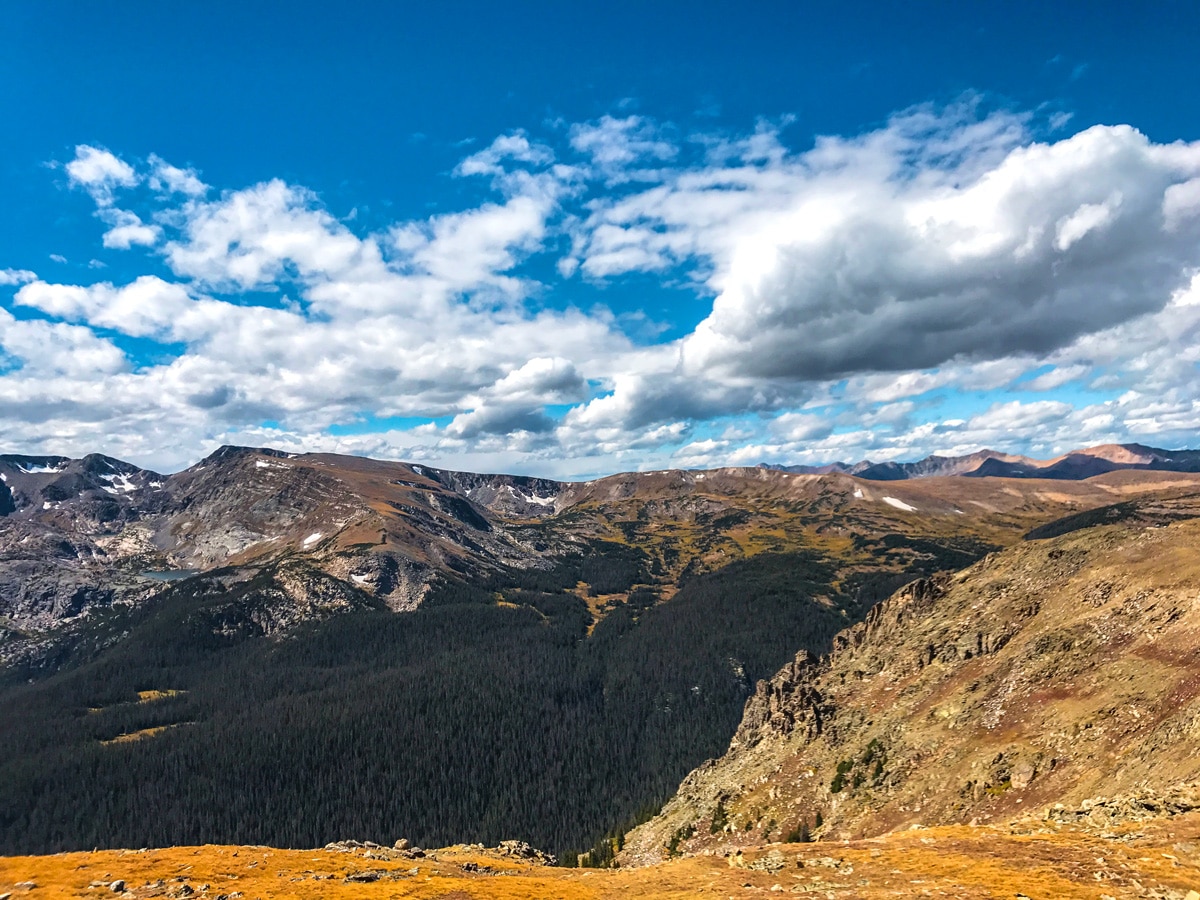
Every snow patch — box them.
[42,501,52,510]
[302,532,323,547]
[507,484,555,506]
[101,472,138,493]
[20,462,66,474]
[0,473,6,481]
[853,487,864,499]
[255,459,286,470]
[412,465,425,475]
[882,496,918,512]
[350,573,371,585]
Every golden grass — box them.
[4,816,1199,899]
[99,724,190,746]
[135,690,185,703]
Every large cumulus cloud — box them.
[685,123,1200,381]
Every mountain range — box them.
[763,442,1200,481]
[0,440,1163,637]
[4,441,1200,896]
[5,441,1200,640]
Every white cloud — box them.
[570,113,1200,434]
[456,132,554,178]
[101,210,161,249]
[569,115,676,182]
[1163,177,1200,231]
[390,194,553,303]
[0,307,129,377]
[163,179,375,291]
[770,412,834,442]
[148,154,208,196]
[444,357,589,440]
[65,145,138,205]
[15,276,193,338]
[7,105,1200,474]
[0,269,36,286]
[2,144,632,470]
[1022,364,1090,391]
[1054,192,1121,251]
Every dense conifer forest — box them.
[0,539,979,860]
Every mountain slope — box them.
[0,544,869,857]
[622,497,1200,863]
[0,446,556,635]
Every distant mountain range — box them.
[761,442,1200,481]
[4,440,1200,639]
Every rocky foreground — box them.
[3,815,1200,899]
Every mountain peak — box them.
[202,445,296,465]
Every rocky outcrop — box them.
[321,838,555,866]
[1038,782,1200,827]
[732,651,827,749]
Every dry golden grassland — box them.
[5,815,1200,899]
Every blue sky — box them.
[3,1,1200,476]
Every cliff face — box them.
[622,513,1200,865]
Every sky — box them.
[3,1,1200,477]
